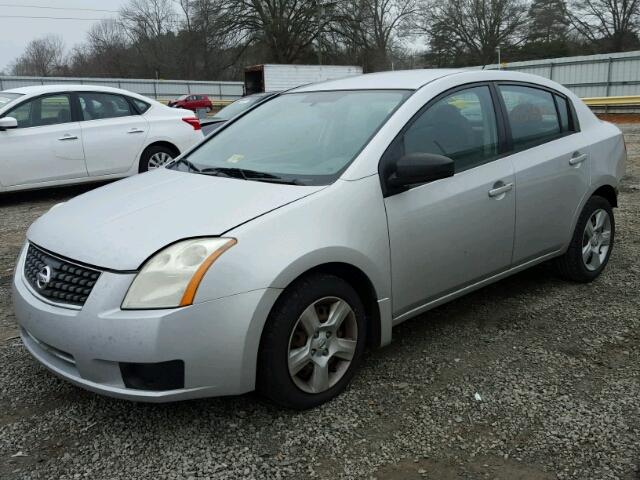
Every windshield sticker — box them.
[226,154,245,164]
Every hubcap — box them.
[148,151,173,169]
[582,209,612,271]
[287,297,357,394]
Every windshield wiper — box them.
[199,167,301,185]
[173,158,202,173]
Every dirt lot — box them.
[1,126,639,480]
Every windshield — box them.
[174,90,411,185]
[0,92,23,109]
[213,94,268,120]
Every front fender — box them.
[193,176,393,343]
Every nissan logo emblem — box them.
[36,265,52,290]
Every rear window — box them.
[0,92,23,109]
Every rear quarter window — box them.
[131,97,150,114]
[554,94,572,132]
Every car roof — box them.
[292,69,464,92]
[291,68,567,92]
[2,84,150,99]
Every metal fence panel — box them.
[0,75,243,102]
[472,50,640,97]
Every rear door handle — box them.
[488,182,514,198]
[569,153,588,165]
[127,128,145,134]
[58,134,78,141]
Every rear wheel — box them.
[139,145,176,173]
[554,195,615,282]
[257,273,366,409]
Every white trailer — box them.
[244,64,363,94]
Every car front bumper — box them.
[12,246,280,402]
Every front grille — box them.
[24,244,101,307]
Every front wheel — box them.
[554,195,615,282]
[257,273,367,409]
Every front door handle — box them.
[58,134,78,141]
[569,153,588,165]
[127,128,145,134]
[488,182,514,198]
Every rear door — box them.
[496,84,589,263]
[0,93,86,187]
[76,91,149,176]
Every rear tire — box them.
[554,195,615,282]
[139,145,176,173]
[257,273,367,410]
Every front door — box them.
[0,93,86,187]
[382,85,516,317]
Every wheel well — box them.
[143,141,180,158]
[283,263,381,349]
[593,185,617,208]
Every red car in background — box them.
[168,94,213,112]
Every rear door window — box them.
[498,85,561,151]
[78,92,135,120]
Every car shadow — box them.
[0,181,113,207]
[59,261,562,423]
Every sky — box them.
[0,1,130,72]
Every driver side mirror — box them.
[0,117,18,131]
[386,152,455,190]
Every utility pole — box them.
[496,46,501,69]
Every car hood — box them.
[28,169,324,271]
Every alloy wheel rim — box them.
[148,151,173,169]
[287,296,358,394]
[582,208,612,271]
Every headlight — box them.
[122,238,236,309]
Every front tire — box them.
[139,145,176,173]
[554,195,615,282]
[257,273,367,409]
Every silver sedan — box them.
[13,69,626,409]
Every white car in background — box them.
[0,85,203,193]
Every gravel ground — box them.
[1,126,639,480]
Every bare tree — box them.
[569,0,640,51]
[120,0,176,39]
[528,0,569,43]
[421,0,528,65]
[11,35,65,76]
[229,0,327,63]
[118,0,178,77]
[184,0,247,78]
[333,0,418,70]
